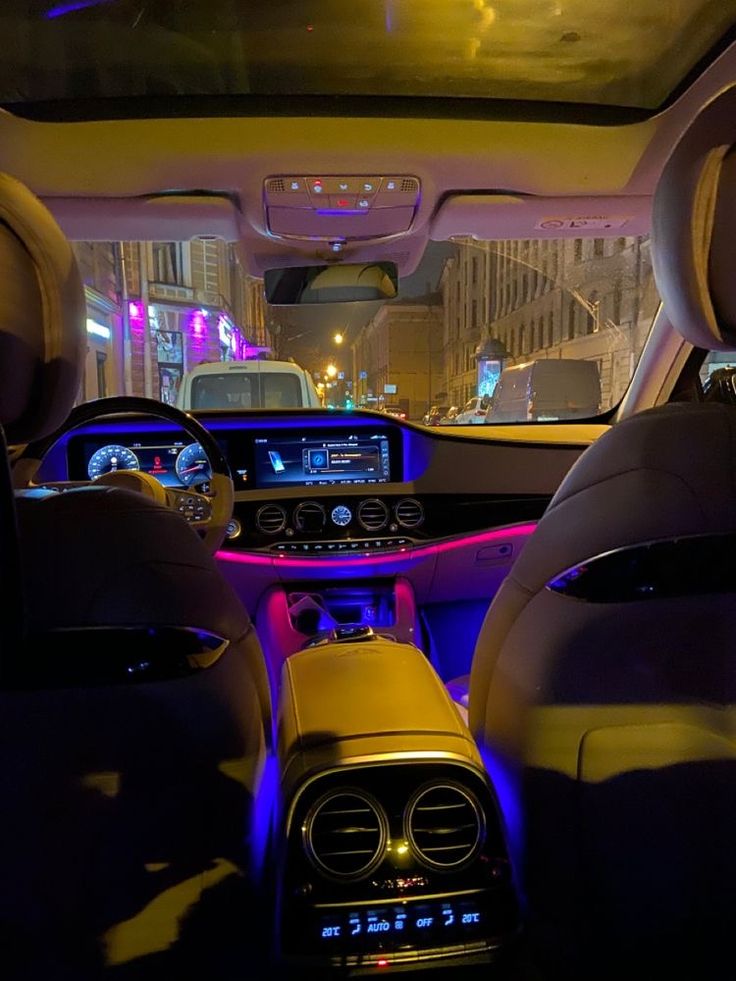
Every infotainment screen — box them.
[254,430,393,488]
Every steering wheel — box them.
[12,396,234,553]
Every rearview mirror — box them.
[264,262,398,305]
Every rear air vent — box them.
[255,504,287,535]
[357,498,389,531]
[406,783,484,871]
[395,498,424,529]
[304,790,387,880]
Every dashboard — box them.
[54,410,598,566]
[37,408,603,618]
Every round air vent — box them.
[395,498,424,529]
[357,498,389,531]
[405,783,484,871]
[304,790,388,881]
[294,500,326,533]
[255,503,287,535]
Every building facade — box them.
[442,237,658,410]
[72,239,271,404]
[351,296,443,419]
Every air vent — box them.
[395,498,424,529]
[266,177,286,194]
[255,504,287,535]
[406,783,484,871]
[401,178,418,193]
[304,790,387,880]
[294,500,326,533]
[357,498,389,531]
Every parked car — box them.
[439,406,460,424]
[176,359,321,410]
[453,395,491,424]
[487,359,602,423]
[382,403,407,419]
[422,404,450,425]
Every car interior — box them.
[3,3,736,980]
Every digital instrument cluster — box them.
[83,440,212,491]
[67,423,400,492]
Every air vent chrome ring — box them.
[357,498,390,531]
[304,789,388,881]
[405,782,484,872]
[395,497,424,529]
[255,503,287,535]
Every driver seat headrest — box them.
[0,173,85,443]
[653,84,736,352]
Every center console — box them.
[274,636,519,975]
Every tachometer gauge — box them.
[87,445,140,480]
[175,442,212,486]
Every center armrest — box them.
[278,638,481,791]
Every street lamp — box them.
[333,332,344,345]
[325,363,338,379]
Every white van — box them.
[176,360,322,411]
[488,359,602,423]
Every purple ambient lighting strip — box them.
[216,522,537,572]
[46,0,114,18]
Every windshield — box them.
[2,2,736,112]
[74,235,658,423]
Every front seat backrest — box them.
[0,175,271,979]
[469,83,736,979]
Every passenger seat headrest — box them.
[652,84,736,352]
[0,173,85,443]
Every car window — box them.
[72,235,658,424]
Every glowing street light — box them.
[325,363,338,378]
[333,332,344,345]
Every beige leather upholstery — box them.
[0,177,272,977]
[469,402,736,977]
[0,173,85,444]
[652,83,736,351]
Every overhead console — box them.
[263,174,421,240]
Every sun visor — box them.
[431,194,652,242]
[44,194,240,242]
[652,84,736,351]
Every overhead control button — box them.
[328,195,358,210]
[374,176,421,208]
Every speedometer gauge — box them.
[87,445,140,480]
[175,443,212,486]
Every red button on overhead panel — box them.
[310,179,325,196]
[327,195,358,209]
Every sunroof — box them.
[2,1,736,112]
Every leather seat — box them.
[468,86,736,979]
[0,174,271,979]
